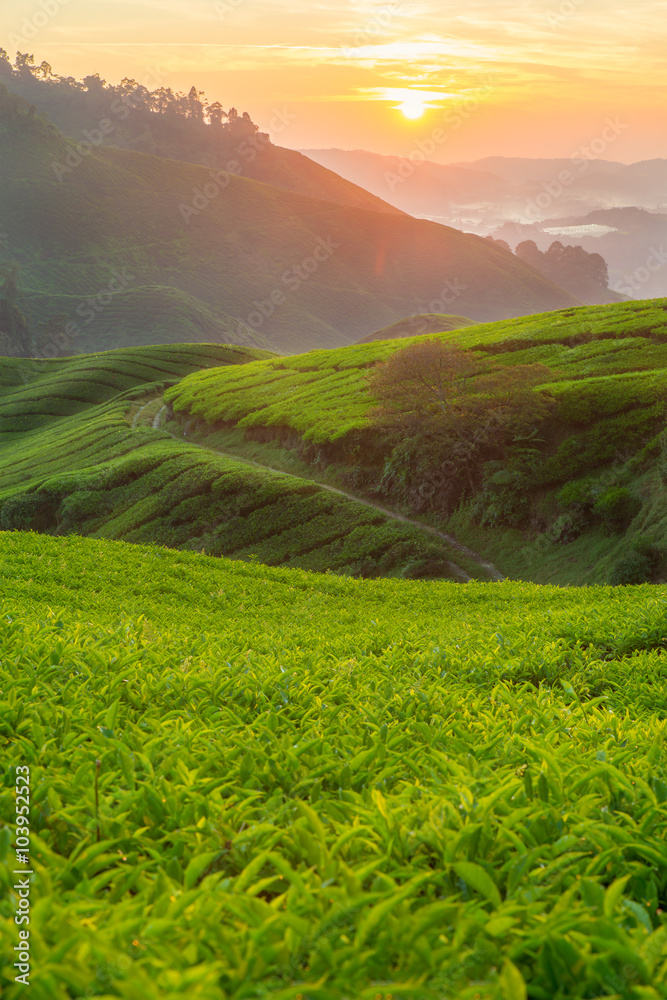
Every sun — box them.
[399,98,426,120]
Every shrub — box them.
[593,487,642,534]
[547,512,582,544]
[471,486,529,528]
[557,477,600,512]
[632,534,662,570]
[0,492,59,531]
[59,490,111,527]
[610,550,652,586]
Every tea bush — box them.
[593,486,643,534]
[1,532,667,999]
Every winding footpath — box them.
[146,408,504,583]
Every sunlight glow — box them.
[401,97,426,118]
[399,98,426,119]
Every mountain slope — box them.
[303,149,667,236]
[302,146,516,219]
[2,67,405,218]
[0,85,581,355]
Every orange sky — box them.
[3,0,666,162]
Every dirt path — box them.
[149,409,504,582]
[131,402,151,430]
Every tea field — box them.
[161,299,667,586]
[164,298,667,457]
[1,531,667,999]
[0,346,473,580]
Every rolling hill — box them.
[1,62,406,218]
[0,344,487,581]
[0,84,581,356]
[162,298,667,586]
[356,313,475,343]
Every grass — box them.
[1,530,667,998]
[0,346,478,581]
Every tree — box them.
[83,73,106,93]
[0,49,13,76]
[516,240,610,299]
[185,86,205,122]
[515,239,545,271]
[368,340,555,511]
[206,101,227,127]
[485,236,511,254]
[14,52,35,77]
[150,86,176,115]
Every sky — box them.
[2,0,666,162]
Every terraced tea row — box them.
[0,345,475,580]
[165,299,667,457]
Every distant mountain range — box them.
[302,148,667,299]
[0,83,580,355]
[302,149,667,227]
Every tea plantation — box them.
[1,531,667,999]
[0,346,473,580]
[164,298,667,451]
[162,299,667,586]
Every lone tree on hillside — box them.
[368,339,555,511]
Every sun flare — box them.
[399,98,426,119]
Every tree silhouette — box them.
[516,239,610,299]
[368,340,554,504]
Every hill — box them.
[356,313,475,343]
[163,298,667,585]
[0,84,581,355]
[0,344,485,581]
[1,529,667,997]
[1,58,404,218]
